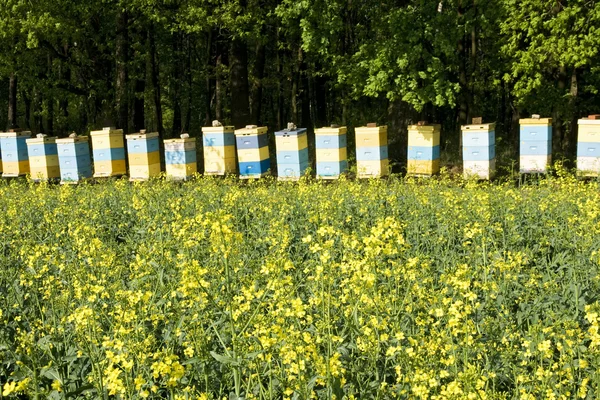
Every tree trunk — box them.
[184,34,192,132]
[204,31,213,126]
[457,0,469,135]
[215,52,224,122]
[133,77,145,132]
[7,73,17,129]
[553,65,567,156]
[314,74,328,128]
[301,64,311,130]
[23,89,31,130]
[290,47,303,125]
[251,42,266,125]
[171,33,183,137]
[276,33,284,129]
[230,37,250,128]
[116,11,129,133]
[148,29,163,136]
[47,97,54,135]
[567,68,579,159]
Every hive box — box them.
[407,123,441,176]
[26,135,60,181]
[234,126,270,179]
[56,135,92,184]
[461,122,496,180]
[0,130,31,177]
[90,127,126,177]
[164,135,197,180]
[355,125,388,178]
[126,130,161,181]
[202,125,236,175]
[275,126,308,181]
[519,117,552,173]
[315,126,348,179]
[577,117,600,176]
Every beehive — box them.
[315,125,348,179]
[90,127,126,177]
[26,135,60,181]
[461,122,496,180]
[407,123,441,176]
[164,134,197,180]
[275,125,309,181]
[56,135,92,184]
[355,124,388,178]
[0,130,31,177]
[202,124,236,175]
[519,117,552,173]
[577,117,600,176]
[234,125,270,179]
[126,130,161,181]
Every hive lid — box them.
[56,135,89,143]
[0,130,32,138]
[126,130,159,139]
[90,127,123,136]
[164,137,196,143]
[274,125,307,136]
[519,116,552,125]
[26,135,58,144]
[461,122,496,130]
[408,124,441,132]
[315,125,348,135]
[202,125,235,133]
[578,117,600,125]
[356,125,387,133]
[234,125,268,135]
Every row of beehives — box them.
[0,116,599,183]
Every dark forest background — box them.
[1,0,600,168]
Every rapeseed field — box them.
[1,167,600,399]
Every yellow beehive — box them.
[355,125,388,178]
[90,127,126,177]
[202,124,236,175]
[26,135,60,181]
[407,124,441,176]
[126,130,161,181]
[0,130,32,177]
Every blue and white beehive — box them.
[202,123,236,175]
[407,123,441,176]
[126,130,161,181]
[26,134,60,181]
[275,123,308,181]
[314,125,347,179]
[577,116,600,176]
[56,134,92,184]
[355,123,388,178]
[234,125,270,179]
[461,122,496,180]
[164,134,197,180]
[0,130,31,177]
[519,116,552,173]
